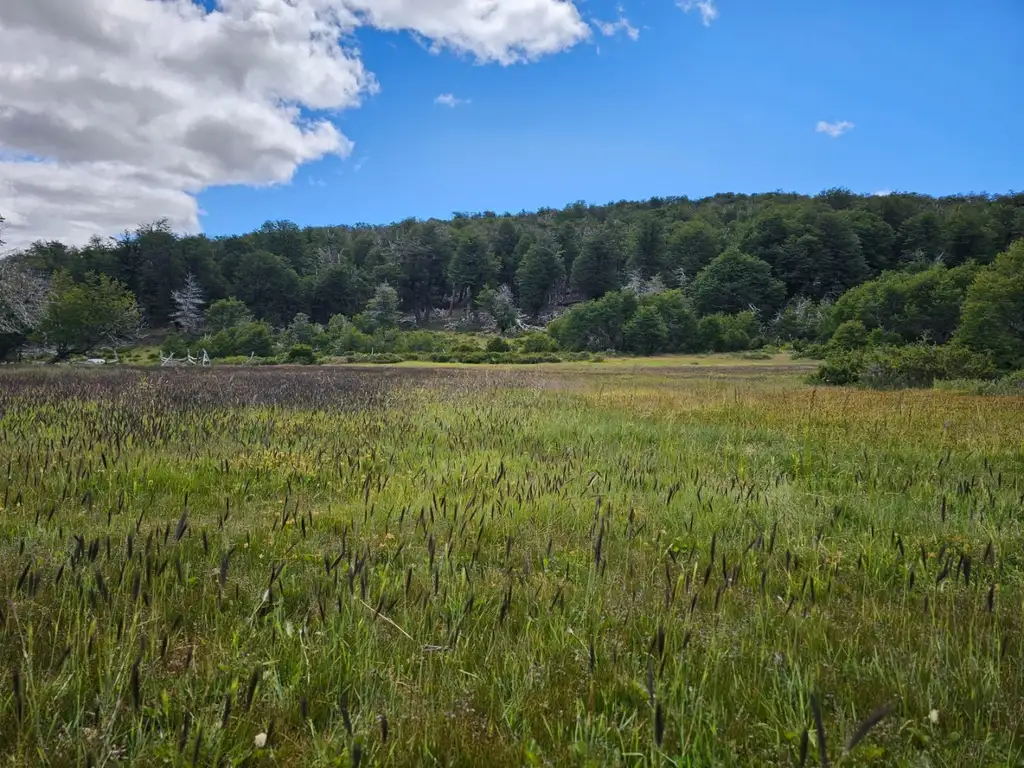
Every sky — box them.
[0,0,1021,249]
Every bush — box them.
[518,332,559,353]
[623,305,669,356]
[205,322,274,358]
[827,320,869,352]
[286,344,317,365]
[160,332,190,358]
[815,343,996,389]
[698,312,757,352]
[485,336,512,353]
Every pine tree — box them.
[171,273,205,336]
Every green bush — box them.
[698,312,757,352]
[485,336,512,353]
[518,332,559,353]
[827,320,869,352]
[286,344,317,365]
[205,322,274,358]
[815,344,996,389]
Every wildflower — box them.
[928,709,939,725]
[254,732,267,748]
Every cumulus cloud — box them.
[434,93,470,107]
[0,0,590,248]
[816,120,855,138]
[594,6,640,41]
[872,189,892,197]
[678,0,718,27]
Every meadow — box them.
[1,363,1022,766]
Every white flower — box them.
[928,709,939,724]
[254,732,267,748]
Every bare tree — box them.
[171,273,205,335]
[0,257,51,336]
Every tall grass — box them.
[0,366,1022,766]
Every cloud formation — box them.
[594,6,640,41]
[816,120,855,138]
[678,0,718,27]
[0,0,590,248]
[435,93,470,107]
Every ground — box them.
[0,362,1022,766]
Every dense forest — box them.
[1,189,1023,379]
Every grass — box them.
[0,365,1022,766]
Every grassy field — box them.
[1,363,1022,766]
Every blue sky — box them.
[198,0,1024,237]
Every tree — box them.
[448,230,494,301]
[841,210,896,273]
[0,258,50,336]
[955,240,1024,369]
[480,285,519,334]
[666,219,719,283]
[690,249,786,316]
[232,250,303,325]
[570,227,621,300]
[37,273,143,359]
[490,220,521,286]
[205,298,253,332]
[310,261,363,323]
[516,241,565,318]
[365,283,400,331]
[626,214,666,277]
[623,304,668,355]
[171,273,205,336]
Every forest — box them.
[1,189,1023,382]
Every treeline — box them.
[1,189,1023,376]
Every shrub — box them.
[205,322,274,358]
[518,332,559,353]
[698,312,757,352]
[485,336,512,353]
[815,344,996,389]
[827,320,869,352]
[623,305,669,355]
[286,344,317,365]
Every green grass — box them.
[1,366,1022,766]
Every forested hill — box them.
[6,189,1024,328]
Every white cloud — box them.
[434,93,470,107]
[678,0,718,26]
[815,120,855,138]
[594,6,639,41]
[872,189,892,197]
[0,0,590,248]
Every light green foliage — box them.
[0,366,1022,765]
[364,283,401,331]
[828,264,978,345]
[955,240,1024,369]
[622,304,668,355]
[36,271,141,358]
[205,321,275,358]
[204,297,253,332]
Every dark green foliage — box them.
[287,344,318,365]
[698,312,758,352]
[36,272,142,358]
[485,336,512,353]
[815,344,995,388]
[232,250,303,326]
[570,227,621,300]
[549,291,638,351]
[516,242,565,318]
[691,249,785,316]
[666,219,719,282]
